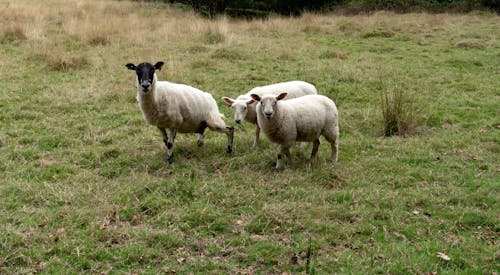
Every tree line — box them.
[148,0,498,17]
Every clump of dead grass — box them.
[277,47,296,60]
[200,30,226,44]
[456,39,486,50]
[211,48,245,60]
[380,85,418,137]
[29,45,90,71]
[1,25,27,43]
[319,50,347,59]
[194,18,232,44]
[338,21,362,33]
[0,4,46,42]
[362,28,395,38]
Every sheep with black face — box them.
[126,61,234,163]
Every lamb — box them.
[222,81,317,148]
[250,93,339,169]
[126,61,234,164]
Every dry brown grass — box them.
[1,25,27,43]
[380,87,417,137]
[319,50,347,59]
[36,51,90,71]
[456,39,487,49]
[1,0,494,60]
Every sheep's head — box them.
[222,97,256,124]
[126,61,164,93]
[250,92,287,120]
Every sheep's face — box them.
[126,62,164,93]
[222,97,255,124]
[251,93,287,120]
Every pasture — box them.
[0,0,498,273]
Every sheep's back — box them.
[248,81,317,99]
[156,82,220,132]
[281,95,337,141]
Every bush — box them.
[142,0,499,16]
[380,87,417,137]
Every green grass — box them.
[0,1,499,273]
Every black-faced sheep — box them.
[126,61,234,163]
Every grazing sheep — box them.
[250,93,339,169]
[126,61,234,163]
[222,81,317,147]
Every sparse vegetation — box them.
[456,39,487,49]
[380,86,417,136]
[0,0,498,273]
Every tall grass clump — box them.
[30,49,90,71]
[1,26,27,43]
[380,85,417,136]
[197,18,231,44]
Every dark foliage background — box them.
[151,0,498,17]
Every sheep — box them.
[250,93,339,169]
[126,61,234,164]
[221,81,317,148]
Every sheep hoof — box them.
[166,155,174,164]
[272,166,284,172]
[197,140,204,147]
[226,145,232,153]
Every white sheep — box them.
[222,81,317,148]
[250,93,339,169]
[126,61,234,163]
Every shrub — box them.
[380,87,417,136]
[138,0,499,16]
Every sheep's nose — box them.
[235,119,241,124]
[264,111,272,118]
[141,83,150,89]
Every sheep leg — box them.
[196,121,207,147]
[197,134,204,147]
[226,126,234,153]
[166,129,177,164]
[310,139,320,160]
[158,127,169,148]
[207,118,234,153]
[324,127,339,163]
[331,136,339,163]
[276,145,291,169]
[252,126,260,148]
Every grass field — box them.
[0,0,499,273]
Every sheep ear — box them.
[247,99,256,105]
[276,92,288,101]
[250,94,261,102]
[125,63,136,70]
[154,61,164,71]
[222,97,234,106]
